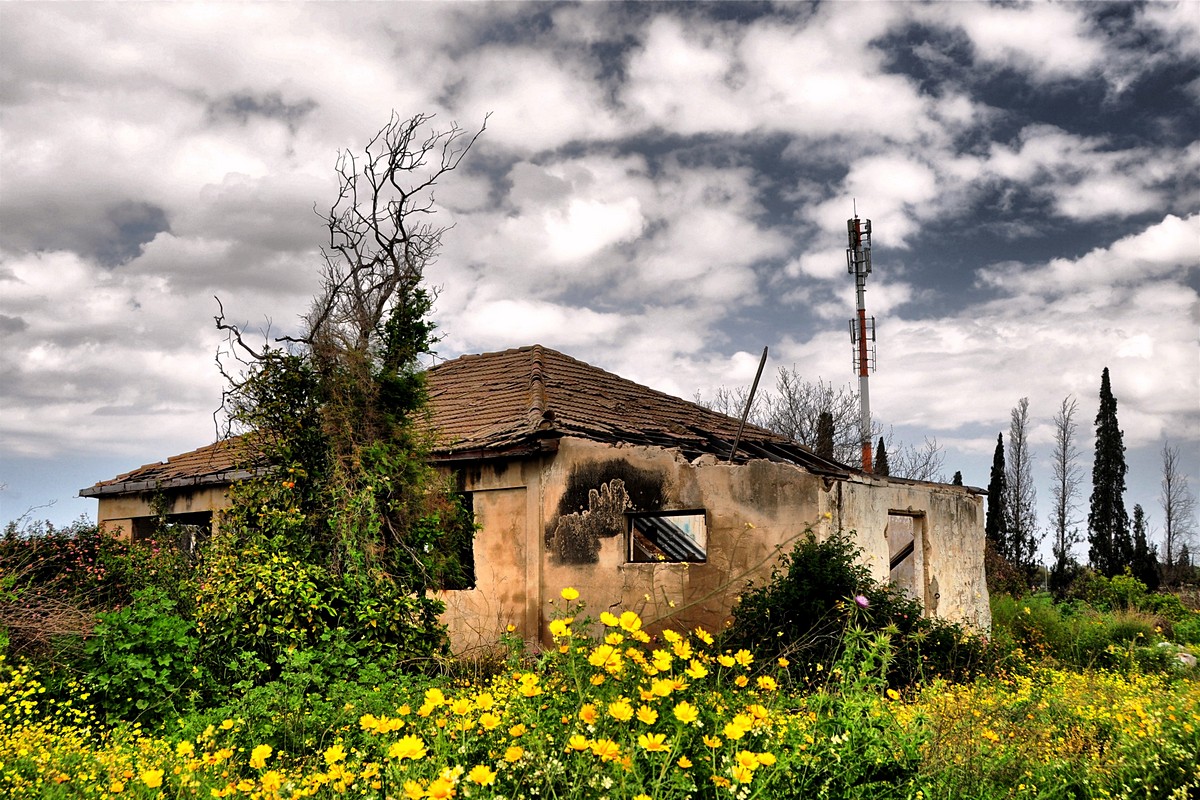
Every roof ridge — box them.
[526,344,553,430]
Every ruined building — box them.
[82,345,991,649]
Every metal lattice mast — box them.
[847,213,876,472]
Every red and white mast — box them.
[847,212,875,472]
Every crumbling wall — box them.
[437,457,546,653]
[829,477,990,629]
[539,438,828,641]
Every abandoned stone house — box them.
[81,345,991,650]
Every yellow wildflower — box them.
[673,700,700,724]
[732,764,755,784]
[568,734,591,751]
[636,705,659,724]
[619,610,643,632]
[639,732,670,752]
[403,779,425,800]
[467,765,497,786]
[561,587,580,601]
[504,745,525,762]
[608,698,634,722]
[388,734,428,761]
[261,772,283,793]
[140,769,164,789]
[250,743,273,769]
[591,738,622,761]
[426,777,456,800]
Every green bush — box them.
[1142,590,1191,622]
[82,586,207,724]
[1169,613,1200,646]
[723,530,990,688]
[988,590,1192,674]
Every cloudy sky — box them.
[2,2,1198,559]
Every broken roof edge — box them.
[78,467,266,498]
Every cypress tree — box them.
[816,411,835,460]
[875,437,890,476]
[952,470,963,486]
[1088,367,1132,577]
[986,433,1009,557]
[1131,504,1159,590]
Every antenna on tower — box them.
[846,211,875,472]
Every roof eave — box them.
[78,467,266,498]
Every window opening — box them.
[442,491,476,591]
[628,510,707,563]
[885,513,923,603]
[131,511,212,562]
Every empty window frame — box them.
[885,512,925,605]
[628,510,707,563]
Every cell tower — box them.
[846,213,875,472]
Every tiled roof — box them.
[426,345,849,474]
[79,438,260,498]
[82,345,851,497]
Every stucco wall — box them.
[530,438,988,643]
[828,477,991,629]
[95,485,231,540]
[93,435,990,654]
[436,457,547,654]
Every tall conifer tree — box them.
[986,433,1009,557]
[875,436,890,476]
[816,411,835,460]
[1088,367,1132,576]
[1131,504,1159,590]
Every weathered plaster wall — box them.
[538,438,831,643]
[528,437,990,647]
[829,477,990,629]
[95,485,231,539]
[437,457,547,654]
[91,436,990,655]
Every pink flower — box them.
[854,594,869,609]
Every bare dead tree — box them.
[888,434,946,482]
[759,367,863,464]
[697,366,945,476]
[302,112,486,357]
[1160,441,1197,580]
[697,369,862,464]
[1005,397,1041,578]
[1049,395,1083,590]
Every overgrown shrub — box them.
[0,519,194,661]
[723,530,990,688]
[1171,613,1200,646]
[82,586,207,724]
[990,591,1196,674]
